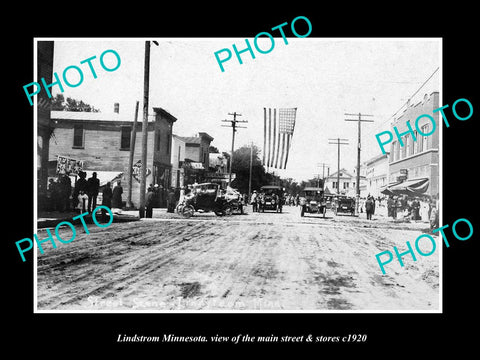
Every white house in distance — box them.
[324,168,356,195]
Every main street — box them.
[36,205,439,311]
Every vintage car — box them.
[332,195,356,216]
[176,182,233,218]
[259,185,284,213]
[299,187,326,217]
[224,186,244,214]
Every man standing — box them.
[145,186,155,218]
[112,181,124,212]
[365,195,374,220]
[87,172,100,213]
[102,182,113,222]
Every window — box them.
[413,130,418,154]
[421,124,429,151]
[73,124,84,148]
[332,181,337,189]
[120,126,131,150]
[343,182,349,189]
[156,131,161,151]
[401,136,407,159]
[178,146,181,166]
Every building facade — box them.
[324,168,356,195]
[173,133,214,185]
[365,153,389,197]
[388,92,439,197]
[49,105,177,208]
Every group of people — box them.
[46,171,123,216]
[145,184,179,217]
[385,194,439,229]
[249,190,282,212]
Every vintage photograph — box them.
[34,38,441,312]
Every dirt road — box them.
[36,206,439,311]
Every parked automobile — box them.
[259,185,284,213]
[299,187,326,217]
[176,182,233,218]
[332,195,356,216]
[224,186,244,214]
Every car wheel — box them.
[240,205,244,215]
[224,206,233,216]
[182,205,194,218]
[323,207,326,218]
[300,207,305,217]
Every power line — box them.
[221,112,248,186]
[367,67,440,134]
[328,138,349,195]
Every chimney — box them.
[114,103,120,113]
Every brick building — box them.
[388,92,439,197]
[49,105,177,208]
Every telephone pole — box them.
[316,162,329,188]
[328,138,349,194]
[221,112,247,187]
[139,40,159,218]
[345,112,374,213]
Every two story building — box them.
[388,92,439,197]
[49,105,177,208]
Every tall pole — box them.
[345,112,373,213]
[248,142,253,198]
[221,112,248,187]
[139,41,150,218]
[316,162,328,189]
[328,138,349,194]
[229,116,236,186]
[127,100,139,208]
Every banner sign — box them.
[56,155,84,175]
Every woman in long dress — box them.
[112,181,123,213]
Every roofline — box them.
[153,107,177,122]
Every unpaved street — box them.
[36,206,439,311]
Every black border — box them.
[6,5,478,354]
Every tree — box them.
[230,144,269,194]
[50,94,100,112]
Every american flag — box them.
[263,107,297,170]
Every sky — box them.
[46,37,441,182]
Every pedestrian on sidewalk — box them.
[87,172,100,213]
[102,182,113,222]
[112,181,123,213]
[365,195,374,220]
[145,187,155,218]
[73,171,87,210]
[76,190,88,214]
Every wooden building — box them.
[49,105,177,208]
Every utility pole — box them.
[221,112,248,187]
[316,162,328,188]
[345,112,374,213]
[127,100,139,209]
[138,41,159,217]
[328,138,349,194]
[248,141,253,199]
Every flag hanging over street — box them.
[263,107,297,170]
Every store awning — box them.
[386,177,429,196]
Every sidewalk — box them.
[37,209,140,229]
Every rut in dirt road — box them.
[36,208,439,311]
